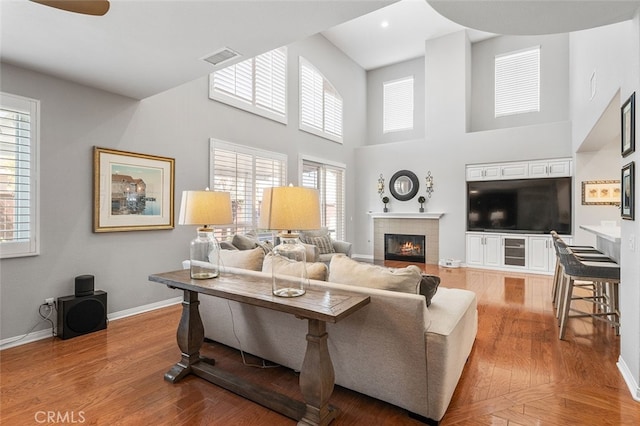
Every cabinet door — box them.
[466,166,485,181]
[500,163,528,179]
[528,236,550,272]
[484,235,501,267]
[466,234,485,266]
[548,159,571,177]
[528,162,549,177]
[483,166,501,180]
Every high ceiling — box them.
[1,0,639,100]
[0,0,393,99]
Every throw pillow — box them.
[220,240,238,251]
[300,227,330,239]
[220,247,265,271]
[262,253,328,281]
[303,235,335,255]
[419,274,440,306]
[328,254,422,294]
[232,233,259,250]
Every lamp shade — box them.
[178,190,232,226]
[259,186,320,231]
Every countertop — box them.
[579,225,621,243]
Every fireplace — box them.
[384,233,426,263]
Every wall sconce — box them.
[377,174,385,198]
[425,171,434,198]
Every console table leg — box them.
[298,319,337,426]
[164,289,205,383]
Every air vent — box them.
[202,48,241,67]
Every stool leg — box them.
[559,277,574,340]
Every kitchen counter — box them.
[579,225,621,262]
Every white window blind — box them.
[301,158,345,241]
[210,139,286,239]
[210,47,287,124]
[0,93,39,258]
[383,76,414,133]
[299,57,343,143]
[495,46,540,117]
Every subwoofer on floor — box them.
[57,291,107,340]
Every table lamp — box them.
[178,189,232,279]
[259,186,320,297]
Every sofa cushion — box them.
[419,274,440,306]
[262,253,328,281]
[328,254,422,294]
[220,247,265,271]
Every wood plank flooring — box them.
[1,265,639,425]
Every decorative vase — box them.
[190,228,220,279]
[419,207,424,213]
[383,206,388,212]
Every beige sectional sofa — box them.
[182,254,477,424]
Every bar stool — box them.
[555,241,620,340]
[549,231,615,306]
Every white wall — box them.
[353,31,572,260]
[0,33,368,342]
[471,34,570,131]
[366,57,425,145]
[570,16,640,400]
[573,138,621,245]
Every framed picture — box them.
[621,161,635,220]
[93,147,175,232]
[581,180,621,205]
[621,92,635,157]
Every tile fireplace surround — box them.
[370,213,444,264]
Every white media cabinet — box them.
[465,232,572,275]
[465,158,573,275]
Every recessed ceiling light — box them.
[381,20,389,28]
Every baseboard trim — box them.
[352,253,373,261]
[0,296,182,350]
[617,355,640,402]
[107,296,182,321]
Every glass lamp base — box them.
[273,287,306,298]
[191,270,219,280]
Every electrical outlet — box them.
[44,297,54,306]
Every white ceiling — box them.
[322,0,495,71]
[2,0,640,100]
[0,0,393,99]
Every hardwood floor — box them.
[1,265,639,425]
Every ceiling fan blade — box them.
[30,1,110,16]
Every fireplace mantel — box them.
[369,212,444,219]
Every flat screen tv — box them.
[467,177,572,234]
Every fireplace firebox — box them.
[384,233,426,263]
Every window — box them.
[210,139,287,238]
[0,92,39,258]
[301,157,345,241]
[383,76,414,133]
[495,46,540,117]
[210,47,287,124]
[299,57,343,143]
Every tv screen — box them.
[467,177,572,234]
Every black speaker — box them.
[57,291,107,340]
[75,274,95,297]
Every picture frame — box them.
[93,147,175,232]
[581,180,621,205]
[621,161,635,220]
[621,92,635,157]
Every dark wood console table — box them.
[148,270,370,426]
